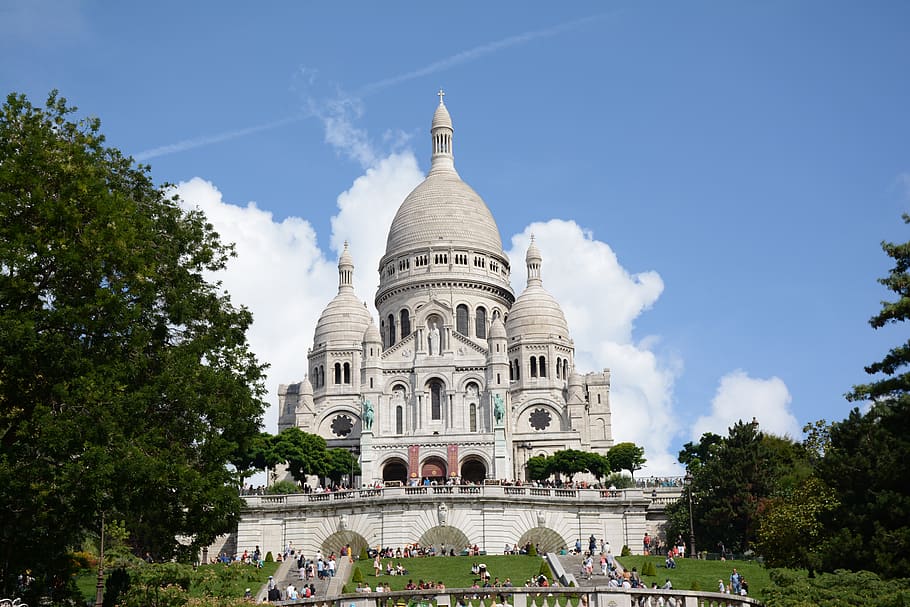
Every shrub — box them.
[359,546,370,561]
[342,584,352,594]
[352,567,365,583]
[642,561,656,577]
[538,560,554,579]
[620,545,631,557]
[264,552,273,563]
[528,544,538,557]
[690,580,701,591]
[266,480,299,495]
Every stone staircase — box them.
[258,555,339,602]
[555,553,624,589]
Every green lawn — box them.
[616,555,792,596]
[351,555,547,590]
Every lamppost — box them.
[684,471,696,559]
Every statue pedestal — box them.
[360,430,374,486]
[493,425,510,480]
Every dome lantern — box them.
[430,89,455,174]
[338,241,354,292]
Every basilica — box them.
[277,94,614,484]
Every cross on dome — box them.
[437,88,446,105]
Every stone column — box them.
[360,430,374,484]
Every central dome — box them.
[383,93,504,259]
[384,172,504,255]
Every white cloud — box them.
[507,222,682,475]
[691,370,800,440]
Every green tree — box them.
[0,92,266,600]
[549,449,591,481]
[607,442,646,480]
[325,448,361,486]
[525,455,551,481]
[273,427,329,482]
[814,215,910,578]
[754,476,839,569]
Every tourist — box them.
[730,568,742,594]
[373,554,381,577]
[665,555,676,569]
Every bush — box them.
[266,480,299,495]
[528,544,538,557]
[342,584,352,594]
[264,552,273,563]
[538,560,554,579]
[690,580,701,591]
[359,546,370,561]
[621,545,631,557]
[642,561,656,577]
[351,567,365,583]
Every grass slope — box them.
[351,555,545,590]
[616,556,784,595]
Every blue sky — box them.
[3,1,908,474]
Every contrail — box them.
[134,115,304,161]
[359,13,610,95]
[133,13,609,161]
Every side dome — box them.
[313,242,372,348]
[362,320,382,345]
[506,237,571,341]
[489,316,507,340]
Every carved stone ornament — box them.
[438,503,448,526]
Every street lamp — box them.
[684,471,696,559]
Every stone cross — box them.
[437,89,445,104]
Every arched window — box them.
[514,359,521,380]
[400,309,411,338]
[475,306,487,339]
[313,367,318,386]
[319,365,324,388]
[456,304,469,335]
[370,377,374,388]
[509,361,514,381]
[530,356,538,378]
[497,373,501,385]
[387,314,396,347]
[333,363,341,384]
[556,357,561,379]
[539,356,547,378]
[343,362,351,384]
[430,380,443,420]
[563,359,568,379]
[396,406,403,434]
[469,403,477,432]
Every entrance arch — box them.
[418,525,470,556]
[421,456,447,481]
[321,530,369,558]
[382,458,408,483]
[517,527,568,554]
[460,457,487,484]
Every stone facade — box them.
[278,94,614,484]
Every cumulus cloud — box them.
[691,370,800,440]
[507,222,681,474]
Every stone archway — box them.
[421,456,447,481]
[517,527,569,554]
[321,529,369,558]
[418,525,471,555]
[460,457,487,484]
[382,458,408,483]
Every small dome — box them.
[313,293,372,348]
[489,316,507,340]
[300,376,313,396]
[506,285,570,340]
[363,320,382,344]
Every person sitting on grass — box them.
[665,555,676,569]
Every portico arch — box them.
[460,457,487,484]
[382,458,409,483]
[421,456,447,481]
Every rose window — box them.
[331,415,354,437]
[529,408,552,431]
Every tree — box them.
[325,448,361,486]
[0,92,266,600]
[549,449,591,481]
[273,428,329,481]
[607,442,646,480]
[525,455,551,481]
[813,215,910,578]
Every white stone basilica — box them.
[277,94,613,485]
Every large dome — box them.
[383,93,504,259]
[384,172,504,256]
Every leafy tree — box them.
[761,569,910,607]
[0,92,266,600]
[671,422,805,554]
[754,476,839,569]
[325,447,361,486]
[274,427,329,481]
[584,452,612,480]
[607,442,646,480]
[526,455,551,481]
[549,449,591,481]
[814,215,910,578]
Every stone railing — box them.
[272,586,761,607]
[242,485,649,510]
